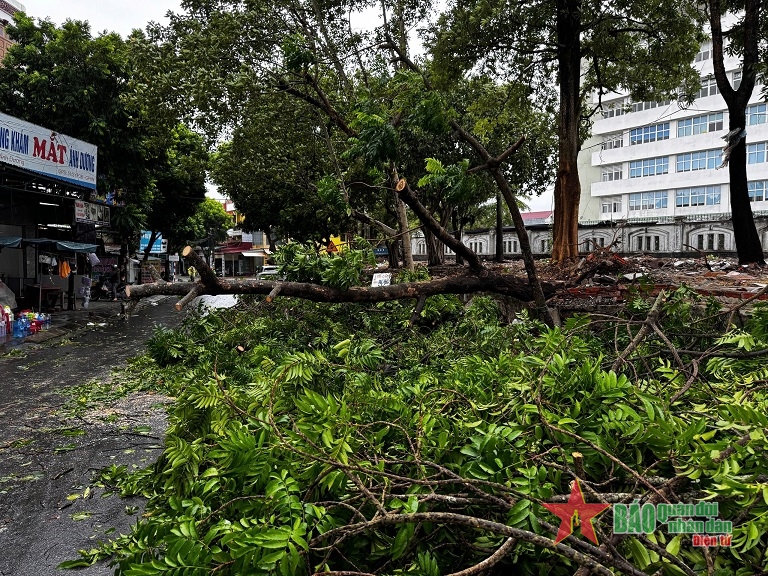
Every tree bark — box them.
[424,227,445,265]
[550,0,582,264]
[709,0,765,264]
[495,192,504,263]
[126,245,556,305]
[142,230,159,262]
[452,210,464,266]
[394,190,414,270]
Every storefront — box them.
[0,111,102,312]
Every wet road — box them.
[0,296,184,576]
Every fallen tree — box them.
[126,244,558,311]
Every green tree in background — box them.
[141,124,209,260]
[0,15,152,202]
[0,15,209,269]
[177,197,231,247]
[431,0,705,262]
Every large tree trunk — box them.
[386,240,399,269]
[452,209,464,266]
[708,0,765,264]
[494,192,504,263]
[550,0,582,264]
[727,105,764,263]
[424,228,445,265]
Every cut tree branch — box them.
[127,271,554,306]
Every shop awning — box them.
[215,241,253,255]
[23,238,98,253]
[242,249,272,258]
[0,236,22,249]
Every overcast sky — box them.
[21,0,181,37]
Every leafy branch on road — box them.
[61,288,768,575]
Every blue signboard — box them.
[139,231,164,254]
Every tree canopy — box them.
[0,14,151,199]
[431,0,705,262]
[0,14,210,263]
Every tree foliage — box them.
[143,124,210,255]
[63,284,768,575]
[177,198,232,247]
[0,15,210,262]
[430,0,705,262]
[0,14,151,198]
[131,0,557,273]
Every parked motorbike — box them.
[90,279,128,301]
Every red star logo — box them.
[543,478,611,544]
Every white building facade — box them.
[580,38,768,253]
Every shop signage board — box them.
[139,231,166,254]
[0,111,97,189]
[75,200,110,224]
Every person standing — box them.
[109,265,120,301]
[187,266,197,282]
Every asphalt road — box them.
[0,296,184,576]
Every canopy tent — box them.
[0,236,22,250]
[0,237,98,253]
[22,238,98,253]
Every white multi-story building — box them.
[579,39,768,253]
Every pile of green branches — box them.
[64,284,768,575]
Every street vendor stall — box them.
[24,238,98,311]
[0,236,98,311]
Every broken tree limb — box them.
[266,282,283,303]
[611,290,665,373]
[351,209,398,237]
[409,295,427,327]
[126,273,555,305]
[181,246,218,286]
[395,178,485,273]
[175,284,205,311]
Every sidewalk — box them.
[0,297,153,353]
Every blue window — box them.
[748,103,767,125]
[677,113,723,137]
[629,157,669,178]
[749,181,767,201]
[675,186,721,207]
[748,142,766,164]
[676,150,720,172]
[629,191,668,211]
[630,123,670,145]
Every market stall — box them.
[0,236,98,312]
